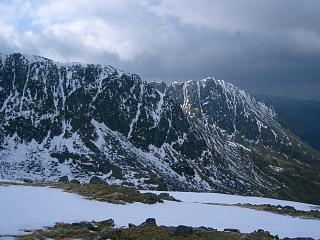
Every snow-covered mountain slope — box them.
[1,53,320,204]
[1,185,320,238]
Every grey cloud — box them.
[0,0,319,99]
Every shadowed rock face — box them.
[1,53,320,204]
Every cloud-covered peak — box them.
[0,0,320,99]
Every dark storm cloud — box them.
[0,0,319,99]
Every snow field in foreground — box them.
[0,185,319,238]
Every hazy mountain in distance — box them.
[256,95,320,151]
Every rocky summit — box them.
[1,53,320,204]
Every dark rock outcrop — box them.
[58,176,69,183]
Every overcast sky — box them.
[1,0,320,100]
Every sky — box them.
[0,0,320,100]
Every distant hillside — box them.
[256,95,320,151]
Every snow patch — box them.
[0,185,319,239]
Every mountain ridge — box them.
[1,53,320,204]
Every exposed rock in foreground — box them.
[18,218,285,240]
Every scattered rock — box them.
[174,225,194,236]
[17,218,286,239]
[58,176,69,183]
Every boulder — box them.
[58,176,69,183]
[140,218,157,227]
[159,192,179,201]
[143,192,160,203]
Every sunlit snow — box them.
[0,185,319,238]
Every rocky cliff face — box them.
[1,53,320,204]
